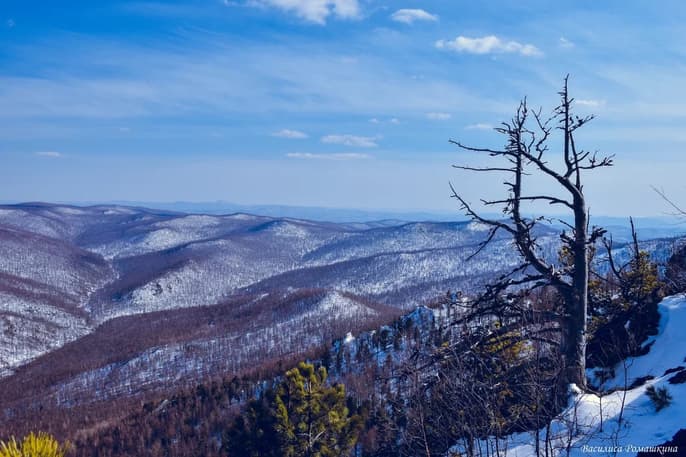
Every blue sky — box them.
[2,1,686,216]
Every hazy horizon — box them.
[2,199,685,229]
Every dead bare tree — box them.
[450,76,613,389]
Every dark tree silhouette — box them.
[450,77,613,389]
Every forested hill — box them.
[1,202,684,455]
[0,202,556,441]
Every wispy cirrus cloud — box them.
[0,37,497,123]
[272,128,309,139]
[390,9,438,24]
[465,123,493,130]
[369,117,400,124]
[559,36,574,49]
[576,99,605,107]
[286,152,370,160]
[321,134,378,147]
[436,35,542,57]
[244,0,360,24]
[35,151,63,158]
[426,112,451,120]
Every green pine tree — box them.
[225,363,362,457]
[622,250,661,305]
[274,362,362,457]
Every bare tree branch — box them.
[652,185,686,216]
[452,164,522,173]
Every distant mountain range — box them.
[0,202,683,433]
[0,202,554,420]
[5,200,683,240]
[0,200,463,224]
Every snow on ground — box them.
[102,207,137,215]
[53,207,87,216]
[451,294,686,456]
[226,213,259,221]
[155,214,221,230]
[315,291,377,319]
[277,291,378,331]
[0,294,91,377]
[467,221,492,232]
[599,294,686,390]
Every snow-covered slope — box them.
[2,202,683,429]
[0,223,115,374]
[0,289,395,410]
[452,294,686,456]
[0,203,559,340]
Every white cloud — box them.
[576,99,605,107]
[272,128,309,139]
[369,117,400,124]
[436,35,542,57]
[559,36,574,49]
[321,134,378,147]
[426,112,451,120]
[465,123,493,130]
[35,151,62,158]
[248,0,360,24]
[286,152,371,160]
[391,9,438,24]
[0,35,505,123]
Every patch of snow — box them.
[451,294,686,456]
[102,208,136,215]
[54,207,86,216]
[288,291,378,324]
[467,221,491,232]
[604,294,686,390]
[155,215,221,231]
[0,295,91,376]
[228,213,257,221]
[267,221,310,239]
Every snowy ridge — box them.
[1,202,683,426]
